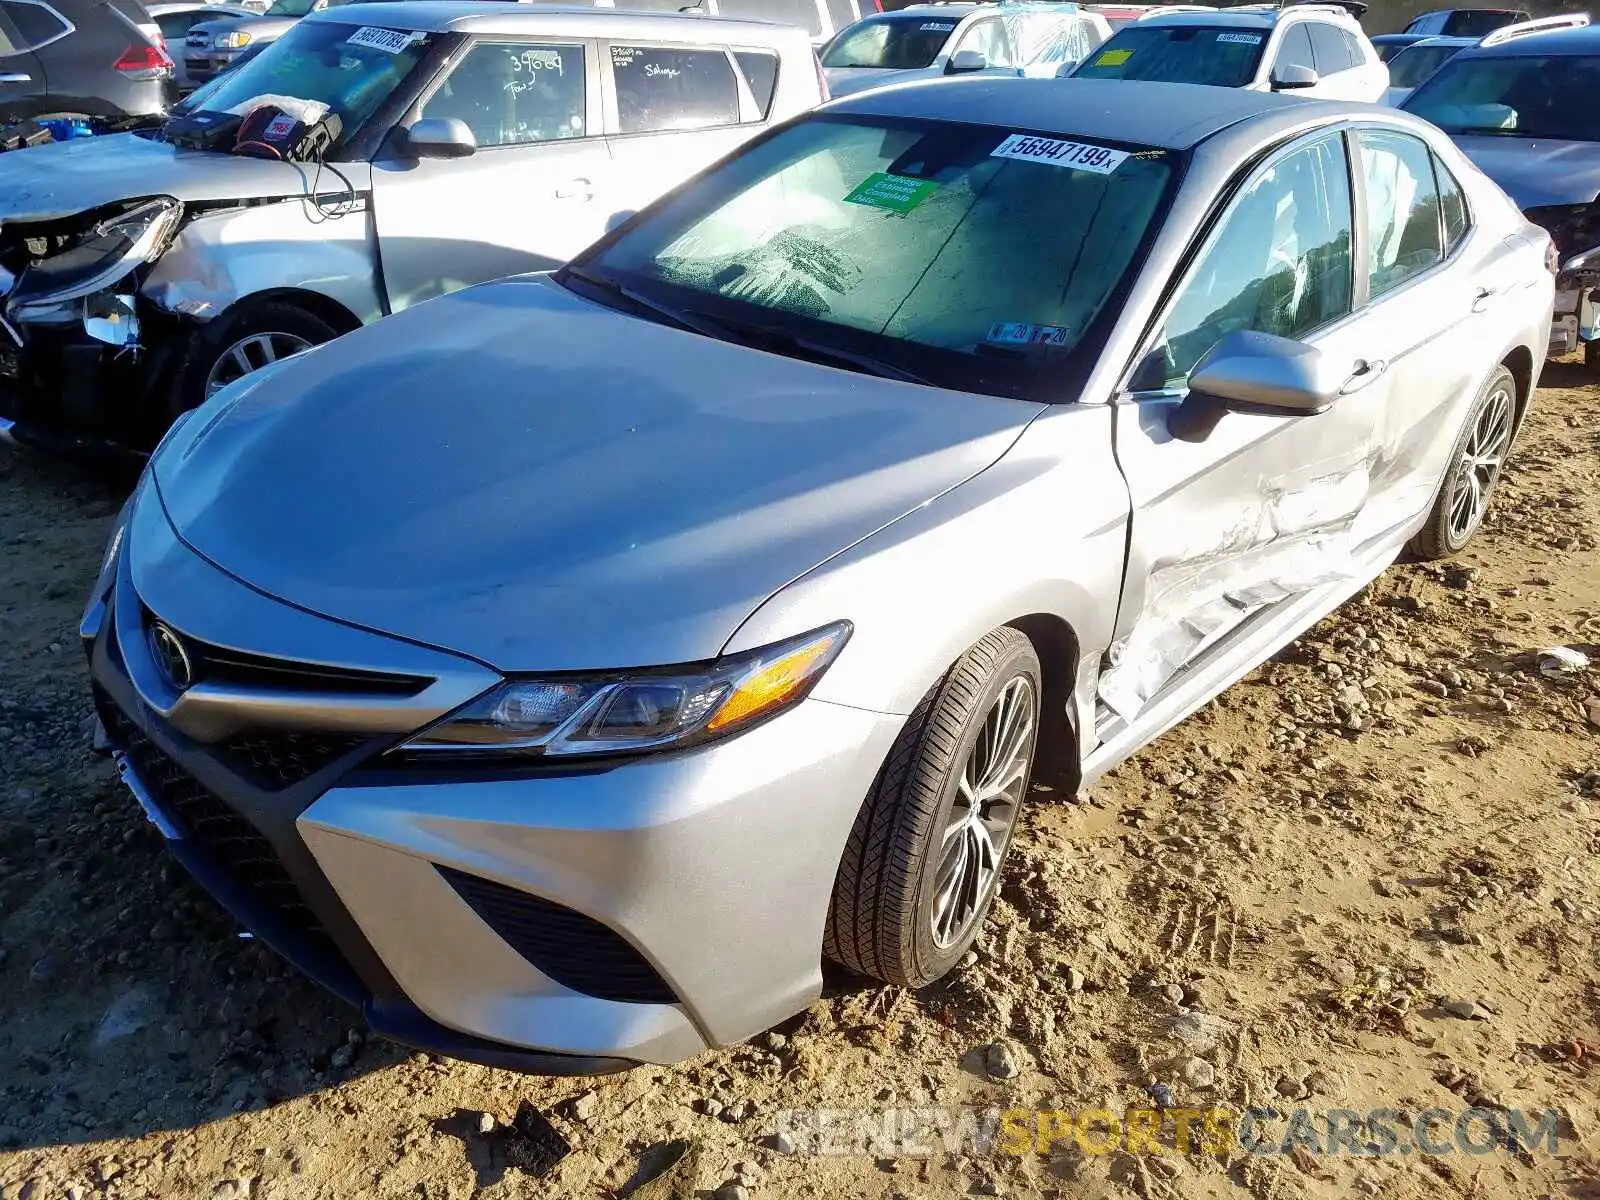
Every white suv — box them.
[1072,3,1388,102]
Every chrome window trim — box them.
[3,0,76,53]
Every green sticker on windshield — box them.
[844,172,939,214]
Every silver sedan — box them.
[87,77,1553,1070]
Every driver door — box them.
[370,37,613,313]
[1101,129,1389,722]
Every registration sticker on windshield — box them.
[844,171,941,214]
[990,134,1128,175]
[987,322,1070,347]
[1094,48,1133,66]
[1215,31,1263,43]
[345,26,423,54]
[920,21,956,30]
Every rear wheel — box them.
[824,627,1041,988]
[170,300,339,419]
[1407,364,1516,560]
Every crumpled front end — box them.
[1523,202,1600,357]
[0,196,188,451]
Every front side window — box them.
[1,0,69,50]
[1146,134,1353,388]
[820,15,955,69]
[612,44,739,134]
[1273,23,1316,74]
[1307,22,1354,73]
[422,42,585,147]
[1357,129,1442,296]
[951,17,1014,68]
[572,115,1177,401]
[172,20,433,152]
[1401,53,1600,142]
[1074,25,1267,87]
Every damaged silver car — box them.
[89,79,1553,1070]
[0,2,820,452]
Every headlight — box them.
[11,198,182,310]
[214,30,251,48]
[397,622,851,761]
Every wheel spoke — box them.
[229,345,253,376]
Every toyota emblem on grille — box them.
[148,623,194,691]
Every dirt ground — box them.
[0,366,1596,1200]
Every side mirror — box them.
[945,49,988,74]
[405,117,477,160]
[1269,63,1319,90]
[1187,330,1341,416]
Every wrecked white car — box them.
[0,3,819,452]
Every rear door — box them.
[601,40,761,217]
[0,1,63,116]
[370,36,615,312]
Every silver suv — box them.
[0,3,821,451]
[89,78,1551,1071]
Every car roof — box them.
[1403,33,1478,47]
[1132,4,1356,29]
[1450,21,1600,56]
[824,75,1348,150]
[308,1,802,38]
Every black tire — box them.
[1585,338,1600,376]
[824,627,1041,988]
[1407,364,1517,561]
[170,300,340,419]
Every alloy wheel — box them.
[929,675,1037,949]
[205,331,314,398]
[1446,382,1514,545]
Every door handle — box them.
[0,73,32,83]
[554,178,593,201]
[1471,285,1499,313]
[1341,358,1388,395]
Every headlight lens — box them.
[12,197,182,309]
[398,622,851,761]
[214,30,251,48]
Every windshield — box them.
[568,115,1176,402]
[1072,24,1266,86]
[266,0,319,15]
[169,19,432,151]
[1403,53,1600,140]
[821,15,957,68]
[1385,41,1464,89]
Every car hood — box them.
[1452,136,1600,209]
[0,132,319,221]
[188,14,297,38]
[824,66,922,95]
[150,276,1043,671]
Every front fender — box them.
[141,180,382,326]
[724,404,1129,732]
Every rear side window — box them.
[1433,152,1469,252]
[733,48,778,118]
[713,0,823,38]
[1337,28,1366,67]
[1356,128,1443,296]
[1307,22,1355,72]
[1,0,71,50]
[611,44,740,134]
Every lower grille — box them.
[221,731,369,791]
[439,867,679,1005]
[104,705,334,951]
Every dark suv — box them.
[0,0,175,122]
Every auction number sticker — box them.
[987,322,1070,346]
[990,134,1128,174]
[920,21,956,30]
[345,26,423,53]
[1215,31,1263,43]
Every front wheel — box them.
[170,300,339,419]
[1407,364,1517,561]
[824,627,1041,988]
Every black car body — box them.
[0,0,176,121]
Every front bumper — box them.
[183,49,243,85]
[1550,278,1600,358]
[86,491,898,1068]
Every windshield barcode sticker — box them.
[987,322,1070,346]
[1215,31,1263,43]
[990,134,1128,174]
[345,26,422,54]
[920,21,956,30]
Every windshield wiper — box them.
[558,265,729,340]
[679,311,933,386]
